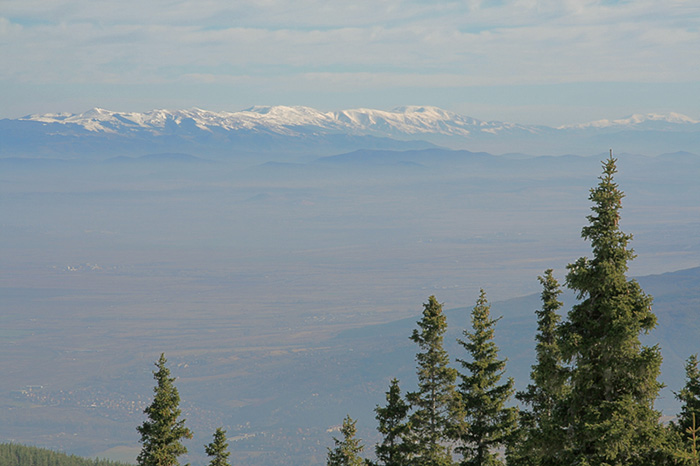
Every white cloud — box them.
[1,0,699,119]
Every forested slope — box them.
[0,443,132,466]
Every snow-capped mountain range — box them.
[19,106,541,138]
[3,106,700,158]
[560,112,700,130]
[20,105,700,136]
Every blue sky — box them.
[1,0,699,125]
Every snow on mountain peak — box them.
[330,106,483,137]
[19,105,488,137]
[560,112,699,130]
[17,106,698,142]
[83,107,110,117]
[239,106,334,128]
[391,105,457,118]
[244,105,321,115]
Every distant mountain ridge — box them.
[3,105,700,158]
[20,105,698,137]
[16,105,541,140]
[560,112,700,131]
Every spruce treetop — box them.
[511,270,568,466]
[406,295,457,466]
[375,378,412,466]
[676,355,700,436]
[327,415,365,466]
[559,154,664,466]
[454,289,517,466]
[522,270,567,409]
[137,353,193,466]
[205,427,231,466]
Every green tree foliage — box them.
[406,295,458,466]
[453,289,517,466]
[559,155,665,466]
[327,415,365,466]
[674,413,700,466]
[510,270,568,466]
[0,443,130,466]
[374,378,412,466]
[676,355,700,436]
[137,353,193,466]
[205,428,231,466]
[673,355,700,465]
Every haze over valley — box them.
[2,114,699,464]
[3,2,700,464]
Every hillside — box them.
[0,443,131,466]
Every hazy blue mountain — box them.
[105,152,212,164]
[331,266,700,416]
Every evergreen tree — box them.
[676,355,700,436]
[453,289,517,466]
[406,295,458,466]
[510,270,568,466]
[673,355,700,465]
[205,427,231,466]
[137,353,193,466]
[375,378,412,466]
[0,443,131,466]
[559,154,665,466]
[327,415,365,466]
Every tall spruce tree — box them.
[673,354,700,465]
[676,355,700,436]
[375,378,412,466]
[205,427,231,466]
[137,353,193,466]
[327,415,365,466]
[406,295,458,466]
[510,270,568,466]
[453,289,517,466]
[559,154,665,466]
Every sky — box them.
[1,0,699,125]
